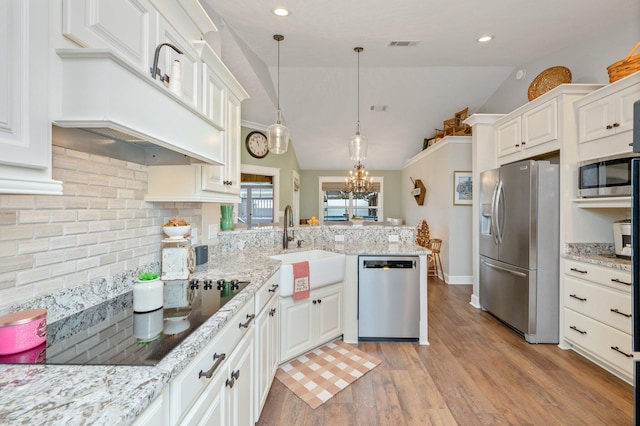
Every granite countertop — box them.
[0,243,427,425]
[563,252,631,272]
[563,242,631,272]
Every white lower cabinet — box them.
[167,298,255,425]
[562,258,633,383]
[279,283,343,363]
[254,279,279,421]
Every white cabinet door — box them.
[203,63,226,128]
[280,297,314,362]
[0,1,62,195]
[522,98,557,149]
[578,82,640,145]
[227,329,255,426]
[178,365,227,426]
[155,17,201,110]
[255,295,278,419]
[495,116,522,158]
[224,94,242,195]
[62,0,154,71]
[315,286,343,344]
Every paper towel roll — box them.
[169,59,182,96]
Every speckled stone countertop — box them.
[564,242,631,272]
[0,242,427,425]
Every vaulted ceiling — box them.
[200,0,639,170]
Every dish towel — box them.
[292,261,310,301]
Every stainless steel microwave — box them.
[578,153,640,197]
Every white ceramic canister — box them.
[133,278,164,313]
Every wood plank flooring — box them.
[257,277,634,425]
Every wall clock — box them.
[245,131,269,159]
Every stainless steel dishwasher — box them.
[358,255,420,340]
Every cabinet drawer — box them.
[170,299,255,422]
[563,308,633,377]
[563,259,631,291]
[255,271,279,314]
[564,276,632,334]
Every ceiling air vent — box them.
[388,40,419,47]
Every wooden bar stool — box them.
[428,238,443,279]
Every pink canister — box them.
[0,309,47,355]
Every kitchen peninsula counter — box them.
[0,241,427,425]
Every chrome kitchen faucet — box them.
[283,205,294,249]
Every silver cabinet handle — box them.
[610,308,632,318]
[269,307,276,317]
[199,353,226,379]
[239,314,255,329]
[481,260,527,277]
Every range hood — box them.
[53,49,224,166]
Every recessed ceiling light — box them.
[477,35,494,43]
[273,8,289,17]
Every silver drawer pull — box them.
[239,313,256,329]
[570,267,588,274]
[569,294,587,302]
[268,284,279,293]
[610,308,632,318]
[611,278,631,286]
[199,353,226,379]
[570,325,587,335]
[610,346,633,358]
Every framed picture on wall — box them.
[453,171,472,205]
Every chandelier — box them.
[344,162,373,197]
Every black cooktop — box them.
[0,279,250,366]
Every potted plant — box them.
[162,217,191,239]
[133,271,164,313]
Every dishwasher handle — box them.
[362,260,416,269]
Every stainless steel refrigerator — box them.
[479,159,560,343]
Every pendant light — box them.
[349,47,367,162]
[267,34,290,154]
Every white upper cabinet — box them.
[575,72,640,160]
[61,0,153,73]
[0,1,62,194]
[494,85,601,166]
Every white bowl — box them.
[163,225,191,239]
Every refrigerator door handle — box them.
[481,259,527,277]
[494,180,505,245]
[490,182,500,245]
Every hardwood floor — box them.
[256,277,634,425]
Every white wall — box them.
[402,137,472,283]
[480,21,639,114]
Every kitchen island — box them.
[0,237,428,425]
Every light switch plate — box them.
[388,234,399,242]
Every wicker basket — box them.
[607,41,640,83]
[528,66,572,101]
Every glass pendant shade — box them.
[269,34,289,154]
[267,110,290,154]
[349,131,368,162]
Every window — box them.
[239,182,274,226]
[319,177,383,223]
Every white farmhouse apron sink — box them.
[269,250,346,297]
